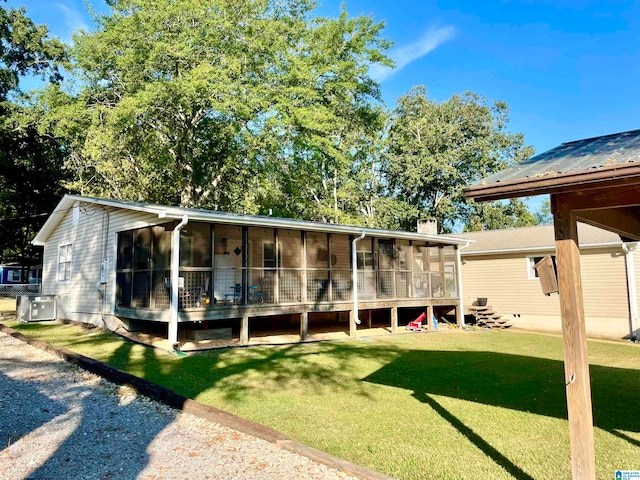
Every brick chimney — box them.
[417,218,438,235]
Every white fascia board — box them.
[461,242,622,256]
[34,194,472,247]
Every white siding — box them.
[461,247,631,338]
[42,202,164,327]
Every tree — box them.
[48,0,391,218]
[464,198,538,231]
[384,86,534,233]
[0,2,67,266]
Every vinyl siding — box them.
[42,202,164,325]
[461,247,631,338]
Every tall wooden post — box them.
[300,311,308,341]
[240,314,249,345]
[552,196,596,480]
[391,306,398,334]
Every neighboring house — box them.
[0,263,41,285]
[457,223,636,338]
[33,195,469,346]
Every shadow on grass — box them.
[364,349,640,477]
[126,340,405,403]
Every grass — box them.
[5,320,640,480]
[0,297,16,313]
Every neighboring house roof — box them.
[33,195,471,247]
[464,128,640,201]
[456,223,623,255]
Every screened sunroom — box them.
[114,222,461,312]
[111,215,467,347]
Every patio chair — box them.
[224,283,242,304]
[248,284,264,304]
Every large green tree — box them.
[384,86,535,232]
[48,0,391,219]
[0,2,67,266]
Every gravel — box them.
[0,331,362,480]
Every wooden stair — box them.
[468,305,513,329]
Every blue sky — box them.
[13,0,640,157]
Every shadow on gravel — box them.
[0,369,67,448]
[1,341,177,480]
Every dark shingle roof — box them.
[477,128,640,186]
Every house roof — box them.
[455,223,623,256]
[33,195,471,247]
[464,128,640,201]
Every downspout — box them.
[621,242,638,338]
[456,241,471,328]
[352,231,366,325]
[169,215,189,348]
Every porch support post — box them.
[552,196,596,480]
[455,246,465,327]
[368,310,372,329]
[240,314,249,345]
[300,311,308,341]
[426,305,433,331]
[349,309,357,337]
[391,306,398,334]
[169,215,188,348]
[622,242,639,338]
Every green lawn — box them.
[6,321,640,480]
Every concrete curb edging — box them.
[0,323,394,480]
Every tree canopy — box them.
[45,0,392,222]
[0,1,67,264]
[384,86,535,233]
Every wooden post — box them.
[349,309,357,337]
[240,314,249,345]
[455,246,465,327]
[552,197,596,480]
[426,305,433,331]
[368,310,372,329]
[391,306,398,334]
[300,311,308,341]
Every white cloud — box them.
[55,3,90,40]
[371,25,456,82]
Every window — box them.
[356,251,373,269]
[58,244,72,281]
[528,255,556,279]
[9,270,22,282]
[263,241,276,268]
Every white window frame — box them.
[9,269,22,282]
[58,243,73,282]
[527,255,555,280]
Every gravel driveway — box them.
[0,329,376,480]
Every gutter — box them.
[621,242,639,338]
[456,241,471,327]
[169,215,188,348]
[351,231,366,326]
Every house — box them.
[456,223,636,339]
[0,263,27,285]
[0,261,41,286]
[33,195,469,347]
